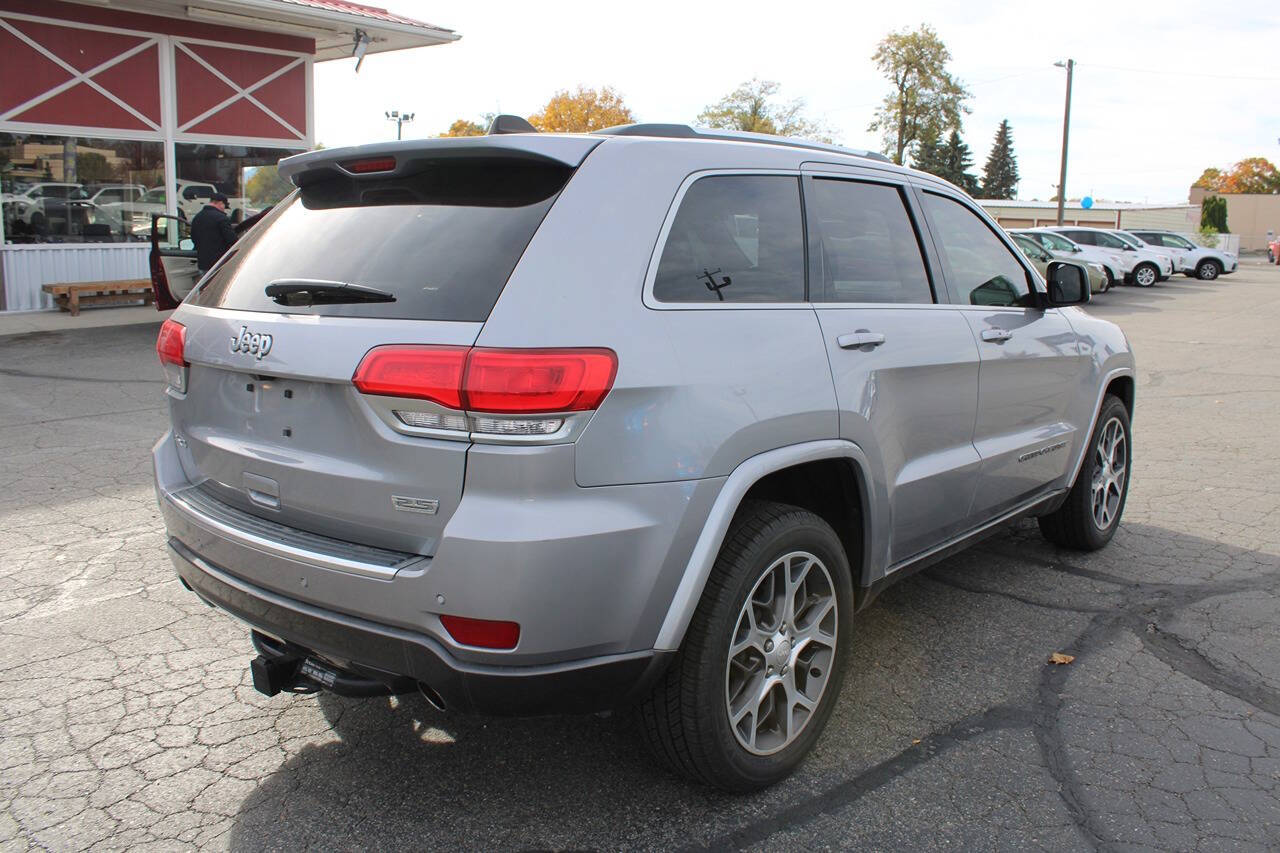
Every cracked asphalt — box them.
[2,261,1278,851]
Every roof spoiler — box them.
[488,114,538,135]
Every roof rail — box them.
[593,123,892,163]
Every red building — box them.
[0,0,457,311]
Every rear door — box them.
[150,214,200,302]
[806,173,981,565]
[917,189,1085,519]
[167,156,578,555]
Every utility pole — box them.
[1054,59,1074,226]
[385,110,415,141]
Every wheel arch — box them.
[1063,367,1136,490]
[652,440,877,652]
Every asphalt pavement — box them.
[1,261,1277,850]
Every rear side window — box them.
[809,178,932,304]
[654,175,804,303]
[189,159,571,321]
[1063,230,1095,246]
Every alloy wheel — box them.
[725,550,838,755]
[1197,262,1219,280]
[1134,265,1157,287]
[1091,416,1127,530]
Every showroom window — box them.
[174,143,298,227]
[1,133,163,244]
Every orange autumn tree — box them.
[527,86,635,133]
[1193,158,1280,194]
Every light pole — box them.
[1054,59,1074,226]
[385,110,415,141]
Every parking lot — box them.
[1,261,1278,851]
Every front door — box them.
[806,175,982,565]
[917,190,1084,519]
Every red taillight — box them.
[352,346,617,414]
[464,348,617,414]
[440,615,520,650]
[343,157,396,174]
[156,318,187,366]
[352,345,467,408]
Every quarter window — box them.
[922,193,1032,307]
[809,179,932,304]
[654,175,805,303]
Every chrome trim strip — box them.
[163,486,421,580]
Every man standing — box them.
[190,192,237,276]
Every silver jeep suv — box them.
[153,120,1136,791]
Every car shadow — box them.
[224,520,1280,850]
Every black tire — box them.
[1195,259,1221,280]
[1132,262,1158,287]
[1039,395,1131,550]
[1102,269,1114,292]
[637,500,854,791]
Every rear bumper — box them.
[169,537,673,715]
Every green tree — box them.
[979,119,1019,199]
[439,118,486,137]
[934,129,978,195]
[75,152,115,183]
[528,86,634,133]
[697,78,829,140]
[909,123,945,174]
[245,165,293,206]
[1200,195,1228,232]
[868,24,970,165]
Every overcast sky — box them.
[315,0,1279,204]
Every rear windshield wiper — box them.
[265,279,396,305]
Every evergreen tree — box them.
[1200,195,1228,232]
[936,129,979,195]
[909,123,945,175]
[980,119,1019,199]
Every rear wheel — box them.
[1195,259,1221,280]
[638,500,853,791]
[1132,263,1158,287]
[1039,395,1131,550]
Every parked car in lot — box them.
[1012,228,1124,290]
[153,122,1136,791]
[1128,229,1238,280]
[1010,232,1109,293]
[1,182,88,224]
[1047,225,1172,286]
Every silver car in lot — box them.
[1046,225,1173,287]
[1008,227,1121,290]
[153,121,1136,790]
[1128,229,1238,280]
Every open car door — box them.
[149,214,198,309]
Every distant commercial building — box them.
[977,200,1201,233]
[1188,187,1279,252]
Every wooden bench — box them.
[41,279,154,316]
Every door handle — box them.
[980,328,1014,343]
[837,331,886,349]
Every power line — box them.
[1080,62,1280,82]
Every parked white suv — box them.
[1128,230,1238,280]
[1012,229,1124,290]
[1049,226,1173,287]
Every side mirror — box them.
[1044,262,1089,306]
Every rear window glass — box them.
[188,159,572,321]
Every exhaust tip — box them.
[418,682,447,712]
